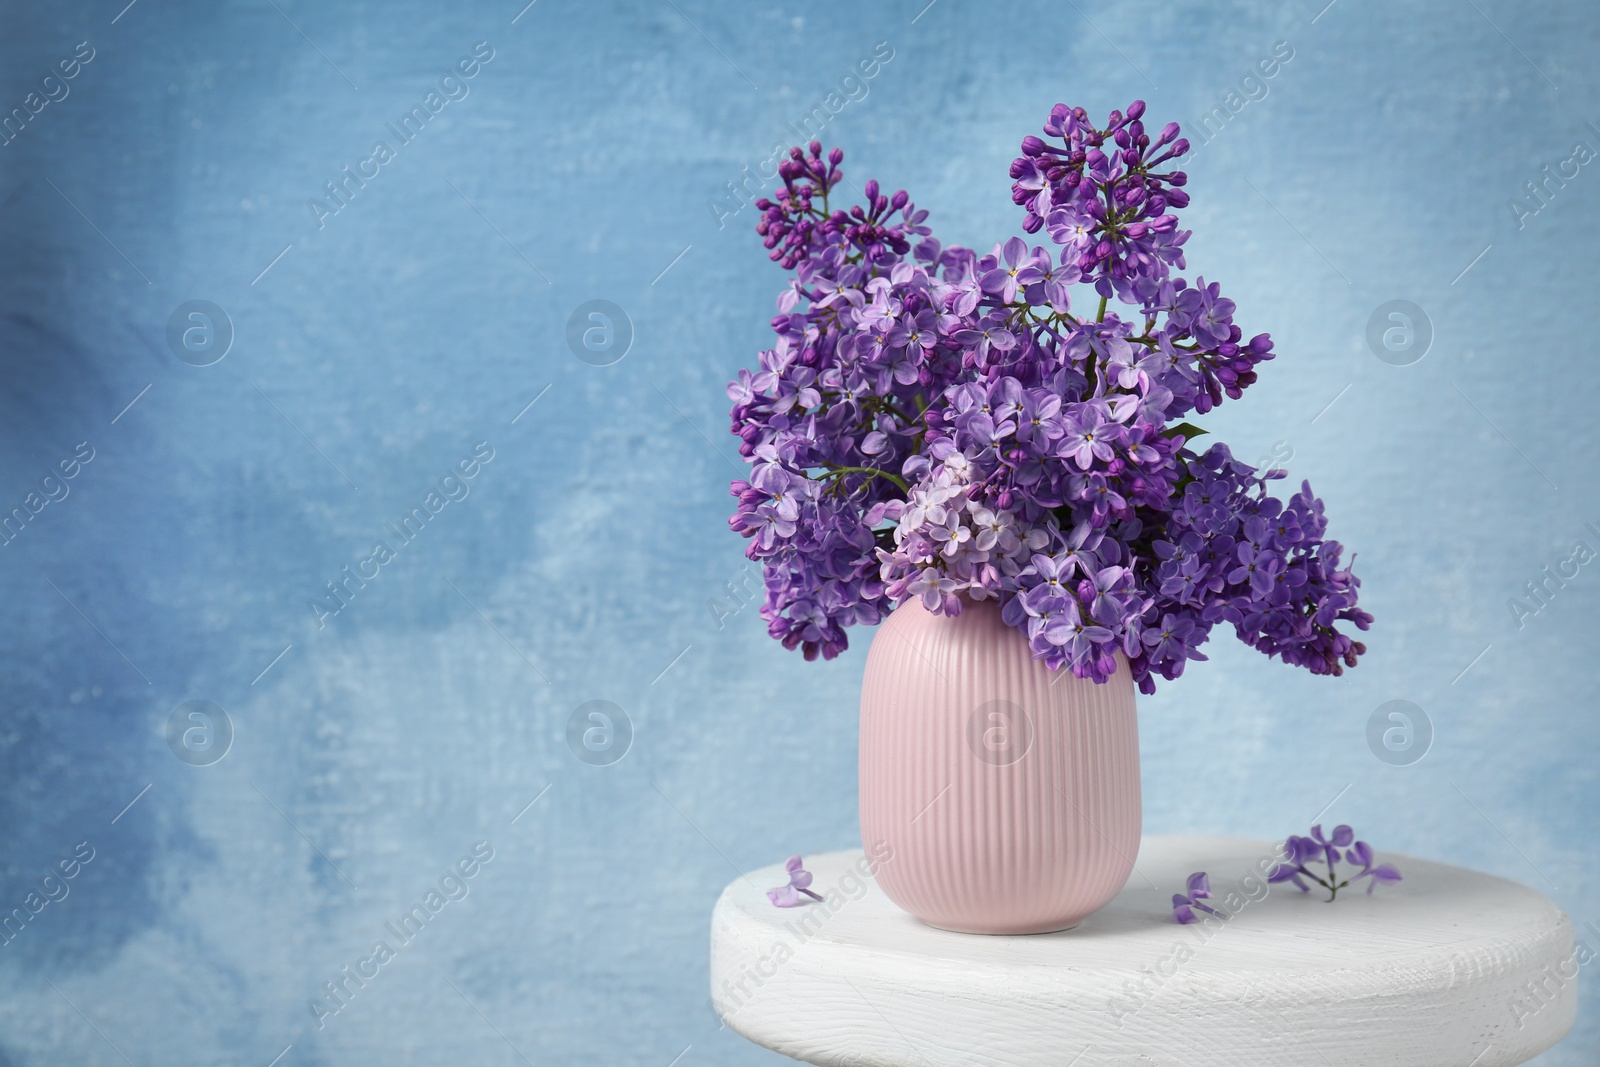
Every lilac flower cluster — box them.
[1172,825,1401,922]
[1267,824,1402,901]
[728,102,1370,692]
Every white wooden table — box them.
[710,837,1575,1066]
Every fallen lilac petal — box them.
[768,855,823,907]
[766,886,802,908]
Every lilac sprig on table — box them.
[766,855,824,908]
[728,101,1371,692]
[1268,824,1402,901]
[1171,825,1402,922]
[1170,872,1221,925]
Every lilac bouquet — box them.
[727,101,1370,693]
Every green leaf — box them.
[1164,422,1208,443]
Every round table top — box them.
[709,836,1576,1067]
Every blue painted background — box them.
[0,0,1595,1062]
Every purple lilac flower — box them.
[1267,825,1402,901]
[1171,827,1400,923]
[729,109,1371,687]
[766,855,825,908]
[979,236,1035,304]
[1172,872,1219,924]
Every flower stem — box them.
[822,465,908,491]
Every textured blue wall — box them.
[0,0,1595,1063]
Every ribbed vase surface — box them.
[858,596,1141,934]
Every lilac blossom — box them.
[1267,825,1402,901]
[730,108,1370,689]
[1172,872,1220,925]
[1172,826,1400,923]
[766,855,824,908]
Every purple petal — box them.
[1172,902,1197,925]
[1331,824,1354,847]
[784,855,805,875]
[978,268,1012,295]
[1290,836,1319,864]
[766,886,802,908]
[1186,871,1211,898]
[1370,864,1402,884]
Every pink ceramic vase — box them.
[858,595,1141,934]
